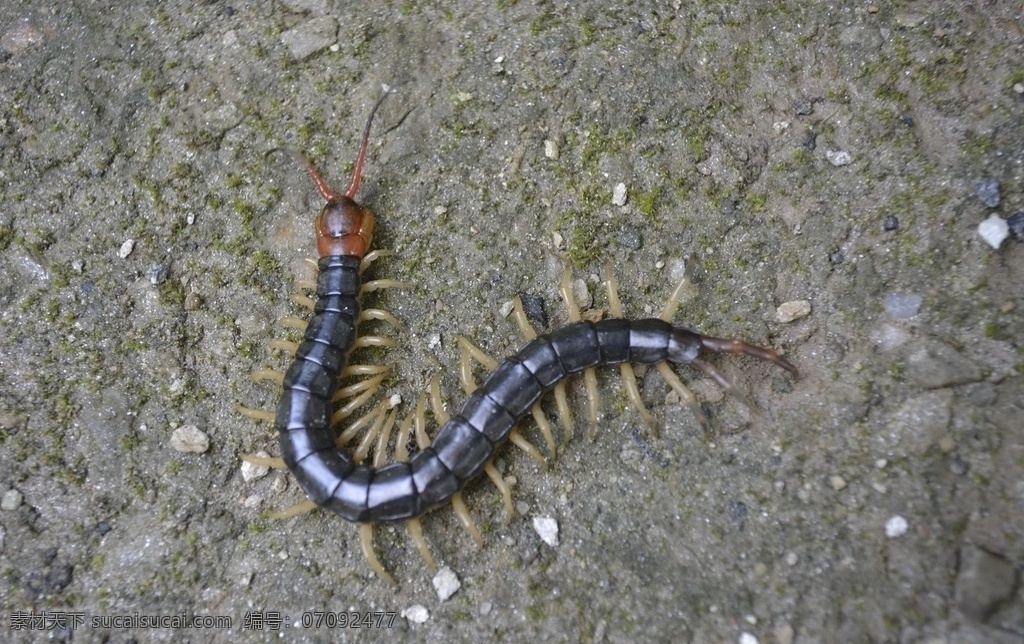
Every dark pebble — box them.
[728,500,748,531]
[883,215,900,231]
[617,225,642,249]
[147,263,169,285]
[1006,212,1024,241]
[46,564,73,592]
[97,520,112,535]
[950,454,969,476]
[517,292,549,329]
[793,98,814,115]
[803,130,817,151]
[975,178,1000,208]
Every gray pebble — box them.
[1006,212,1024,241]
[793,98,814,115]
[617,225,642,249]
[975,178,1000,208]
[148,263,169,285]
[955,545,1016,621]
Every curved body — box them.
[279,288,712,522]
[271,94,797,533]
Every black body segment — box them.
[479,359,544,418]
[515,336,567,388]
[548,321,602,372]
[431,419,494,482]
[278,269,783,523]
[409,448,460,511]
[594,318,632,363]
[367,462,419,521]
[326,464,372,522]
[458,389,517,444]
[627,318,673,363]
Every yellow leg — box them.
[241,454,285,468]
[270,499,317,520]
[530,403,557,458]
[358,523,396,586]
[508,429,547,467]
[236,405,275,423]
[484,462,515,523]
[406,518,437,572]
[655,361,709,435]
[249,368,284,385]
[450,492,483,547]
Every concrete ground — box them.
[0,1,1022,642]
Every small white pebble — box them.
[241,452,271,482]
[401,604,429,624]
[118,239,135,259]
[499,300,516,317]
[829,475,847,491]
[826,150,853,166]
[427,333,442,350]
[533,516,559,547]
[784,551,799,566]
[773,120,790,133]
[776,299,811,323]
[875,458,888,469]
[433,205,448,216]
[479,601,493,616]
[885,515,909,538]
[740,632,759,644]
[1014,82,1024,94]
[433,567,461,601]
[544,139,559,160]
[552,231,564,248]
[388,393,402,408]
[612,182,628,206]
[744,614,758,625]
[978,213,1009,249]
[1,489,24,511]
[170,424,210,454]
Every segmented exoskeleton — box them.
[240,92,798,584]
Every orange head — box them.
[314,196,375,258]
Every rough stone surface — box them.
[1,2,1022,642]
[955,545,1017,622]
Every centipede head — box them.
[315,197,375,258]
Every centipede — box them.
[238,91,798,585]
